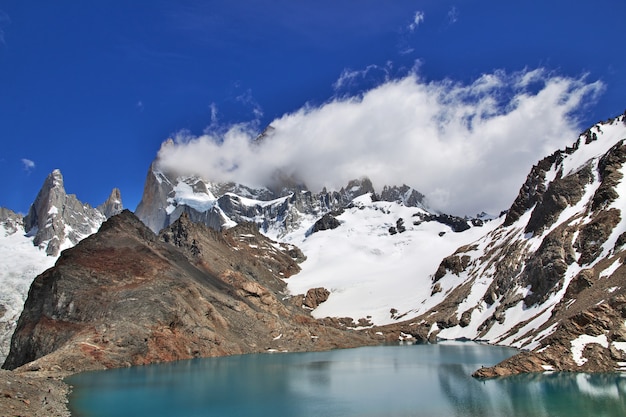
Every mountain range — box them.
[1,111,625,383]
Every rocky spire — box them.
[23,170,106,256]
[97,188,124,219]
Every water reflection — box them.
[68,343,626,417]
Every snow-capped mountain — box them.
[135,111,626,374]
[0,170,123,361]
[405,113,626,375]
[135,163,432,240]
[3,111,625,376]
[135,146,500,326]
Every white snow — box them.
[166,180,217,215]
[570,334,609,366]
[284,195,500,325]
[561,120,626,178]
[0,221,58,361]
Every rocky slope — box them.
[386,113,626,376]
[2,210,381,374]
[0,170,123,364]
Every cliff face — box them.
[2,210,378,373]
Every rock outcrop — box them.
[2,211,380,374]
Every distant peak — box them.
[98,188,124,219]
[47,169,65,189]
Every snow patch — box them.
[570,334,609,366]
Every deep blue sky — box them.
[1,1,624,214]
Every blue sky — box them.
[1,1,624,216]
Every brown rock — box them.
[303,287,331,309]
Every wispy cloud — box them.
[136,100,145,112]
[157,68,603,216]
[447,6,459,24]
[21,158,35,172]
[235,89,263,119]
[408,11,425,32]
[0,10,10,46]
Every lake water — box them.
[67,342,626,417]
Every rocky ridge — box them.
[135,163,431,237]
[389,113,626,376]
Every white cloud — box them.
[447,7,459,24]
[0,10,10,45]
[332,63,391,92]
[157,69,604,216]
[235,89,263,119]
[136,100,144,112]
[21,158,35,171]
[408,11,425,31]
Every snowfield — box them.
[283,194,501,325]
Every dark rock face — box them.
[433,254,471,282]
[2,211,378,373]
[379,184,426,207]
[504,151,564,227]
[413,212,471,232]
[524,163,594,236]
[309,213,341,235]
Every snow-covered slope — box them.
[135,157,499,326]
[284,193,499,324]
[0,213,56,361]
[427,114,626,348]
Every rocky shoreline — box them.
[0,369,70,417]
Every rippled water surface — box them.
[67,343,626,417]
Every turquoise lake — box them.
[67,342,626,417]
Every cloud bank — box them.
[157,69,603,216]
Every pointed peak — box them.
[98,188,124,219]
[46,169,65,190]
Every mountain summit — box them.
[23,169,123,256]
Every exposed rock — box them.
[413,212,471,232]
[22,170,120,256]
[97,187,124,219]
[309,213,341,235]
[504,151,564,227]
[433,254,471,282]
[524,163,594,236]
[379,184,426,207]
[0,207,22,235]
[2,211,378,374]
[574,208,621,265]
[303,288,330,309]
[0,369,70,417]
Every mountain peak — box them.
[97,188,124,219]
[23,170,109,256]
